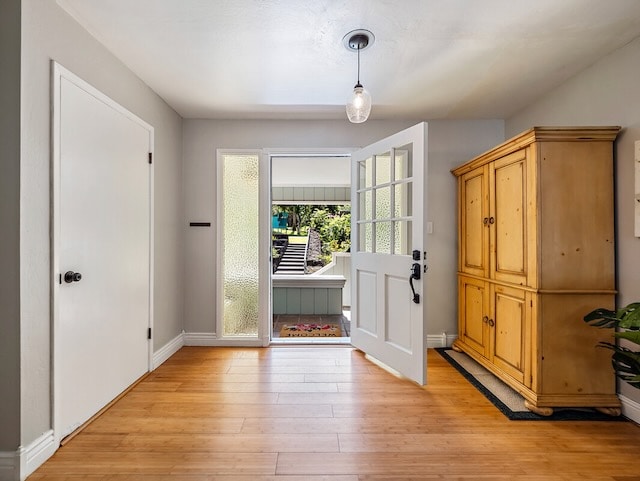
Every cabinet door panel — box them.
[458,276,489,357]
[490,151,527,285]
[459,166,489,277]
[490,285,529,385]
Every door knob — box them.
[64,271,82,283]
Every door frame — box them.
[264,148,354,343]
[50,62,154,445]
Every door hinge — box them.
[147,328,152,340]
[148,152,153,164]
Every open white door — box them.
[351,123,427,384]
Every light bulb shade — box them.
[346,85,372,123]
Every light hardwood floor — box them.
[30,347,640,480]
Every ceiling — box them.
[57,0,640,121]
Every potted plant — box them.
[584,302,640,389]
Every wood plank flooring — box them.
[30,347,640,480]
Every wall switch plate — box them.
[426,221,433,234]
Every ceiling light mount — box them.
[343,29,375,124]
[343,29,375,52]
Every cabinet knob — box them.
[488,318,495,327]
[488,217,495,224]
[482,316,489,324]
[483,217,489,225]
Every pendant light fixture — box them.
[343,29,374,124]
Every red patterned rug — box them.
[279,323,342,337]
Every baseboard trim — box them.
[17,430,56,481]
[152,332,185,369]
[620,394,640,424]
[183,332,218,346]
[0,452,16,481]
[183,333,264,347]
[180,333,455,348]
[427,333,458,348]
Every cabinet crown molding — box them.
[452,126,621,176]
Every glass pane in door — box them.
[359,222,373,253]
[375,152,391,185]
[376,186,391,219]
[394,182,412,217]
[360,190,373,221]
[359,157,373,188]
[394,144,413,180]
[375,221,392,254]
[393,220,412,255]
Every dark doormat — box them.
[435,348,627,421]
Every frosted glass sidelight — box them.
[375,152,391,186]
[394,144,412,181]
[222,154,259,337]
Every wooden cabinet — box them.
[459,276,531,387]
[452,127,621,416]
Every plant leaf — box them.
[614,330,640,346]
[610,349,640,375]
[618,302,640,330]
[588,303,640,389]
[584,308,618,328]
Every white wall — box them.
[182,118,504,336]
[19,0,184,449]
[0,0,21,455]
[425,120,505,336]
[183,119,412,333]
[507,36,640,405]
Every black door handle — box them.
[409,262,420,304]
[64,271,82,283]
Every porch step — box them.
[275,242,307,275]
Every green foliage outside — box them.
[308,206,351,264]
[272,204,351,265]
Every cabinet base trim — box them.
[523,400,553,416]
[453,340,621,413]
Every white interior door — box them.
[351,123,427,384]
[53,64,152,439]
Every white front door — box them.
[351,123,428,384]
[53,64,152,439]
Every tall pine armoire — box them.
[451,126,621,416]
